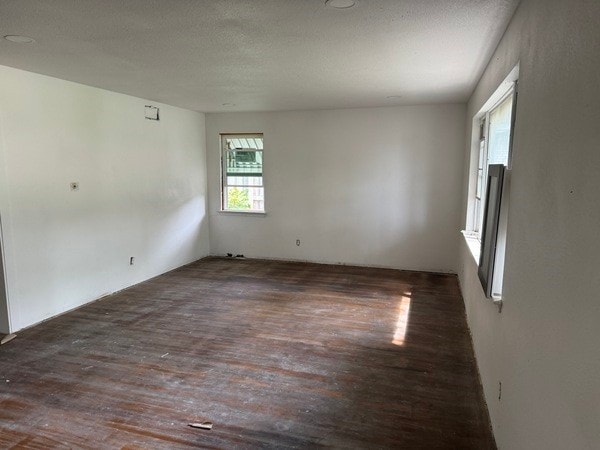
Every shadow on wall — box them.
[137,196,209,272]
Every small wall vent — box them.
[145,105,159,121]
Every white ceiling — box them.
[0,0,520,112]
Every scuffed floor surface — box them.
[0,257,495,449]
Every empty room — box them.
[0,0,598,448]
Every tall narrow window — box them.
[478,164,506,299]
[488,94,514,166]
[469,76,518,301]
[220,134,265,213]
[474,119,486,234]
[474,91,515,236]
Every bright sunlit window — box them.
[466,65,519,302]
[474,93,514,235]
[220,134,265,213]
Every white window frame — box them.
[220,133,265,214]
[464,65,519,306]
[473,118,487,235]
[473,88,517,237]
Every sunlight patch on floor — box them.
[392,293,412,346]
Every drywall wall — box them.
[0,241,8,333]
[206,105,466,272]
[458,0,600,448]
[0,65,209,333]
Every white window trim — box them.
[472,87,516,238]
[463,66,519,244]
[217,210,267,216]
[462,64,519,306]
[219,133,266,214]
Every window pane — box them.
[227,176,263,186]
[226,137,263,150]
[221,135,264,212]
[225,187,264,211]
[488,95,513,165]
[478,140,485,170]
[474,198,481,233]
[225,150,263,177]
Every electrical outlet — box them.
[70,182,79,191]
[296,239,301,246]
[129,257,135,265]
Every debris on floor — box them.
[188,422,213,430]
[0,334,16,345]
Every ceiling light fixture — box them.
[222,103,235,107]
[4,35,36,44]
[387,95,402,99]
[325,0,357,9]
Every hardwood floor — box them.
[0,257,495,449]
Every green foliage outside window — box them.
[228,187,251,210]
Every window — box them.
[220,134,265,213]
[467,68,518,302]
[474,92,515,235]
[478,164,506,299]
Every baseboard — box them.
[207,253,457,276]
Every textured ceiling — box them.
[0,0,520,112]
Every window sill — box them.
[461,230,481,264]
[461,230,504,311]
[218,210,266,216]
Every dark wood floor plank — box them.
[0,257,494,449]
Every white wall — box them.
[459,0,600,448]
[0,65,209,333]
[206,105,466,273]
